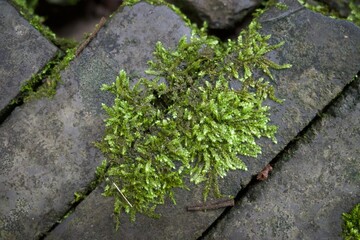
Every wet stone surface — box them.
[0,2,190,239]
[0,1,58,112]
[167,0,261,29]
[204,75,360,240]
[1,0,360,239]
[45,0,360,239]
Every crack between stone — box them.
[0,49,63,126]
[37,176,105,240]
[40,72,360,239]
[260,6,306,23]
[197,71,360,239]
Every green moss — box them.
[275,2,289,10]
[298,0,360,26]
[342,203,360,240]
[96,2,291,227]
[11,0,38,12]
[297,0,337,17]
[348,1,360,26]
[21,47,76,102]
[72,192,85,204]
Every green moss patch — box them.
[298,0,360,26]
[342,203,360,240]
[20,47,76,102]
[96,3,291,227]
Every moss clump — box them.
[348,1,360,26]
[96,4,291,226]
[297,0,338,17]
[12,0,39,12]
[342,203,360,240]
[21,47,76,101]
[298,0,360,26]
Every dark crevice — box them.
[38,175,106,240]
[314,0,353,18]
[34,0,122,40]
[207,9,256,41]
[197,72,360,239]
[0,50,63,126]
[0,97,24,125]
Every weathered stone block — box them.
[0,1,58,112]
[204,72,360,240]
[45,0,360,239]
[0,2,190,239]
[167,0,261,29]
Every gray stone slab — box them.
[0,1,58,112]
[0,2,190,239]
[166,0,261,29]
[45,1,360,239]
[204,74,360,240]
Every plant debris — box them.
[256,164,273,181]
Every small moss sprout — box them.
[342,203,360,240]
[96,3,291,226]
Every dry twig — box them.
[76,17,107,57]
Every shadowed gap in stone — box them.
[197,71,360,239]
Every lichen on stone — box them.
[96,2,291,226]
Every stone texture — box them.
[166,0,261,29]
[317,0,360,18]
[0,2,190,239]
[45,0,360,239]
[0,1,58,112]
[204,73,360,240]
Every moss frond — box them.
[96,3,291,226]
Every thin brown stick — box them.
[76,17,107,57]
[187,198,234,211]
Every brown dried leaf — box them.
[256,164,273,181]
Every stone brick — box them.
[0,1,58,112]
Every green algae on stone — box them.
[297,0,337,17]
[342,203,360,240]
[96,5,291,226]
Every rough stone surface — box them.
[45,1,360,239]
[317,0,360,18]
[166,0,261,29]
[204,76,360,240]
[0,1,58,112]
[0,2,190,239]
